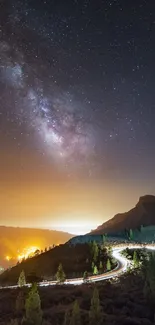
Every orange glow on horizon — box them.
[17,246,40,261]
[52,221,99,235]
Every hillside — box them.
[0,226,73,268]
[0,243,112,286]
[91,195,155,235]
[0,272,154,325]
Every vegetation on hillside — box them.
[0,242,116,286]
[70,225,155,245]
[1,255,155,325]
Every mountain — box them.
[0,226,73,267]
[91,195,155,234]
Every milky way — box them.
[0,38,97,175]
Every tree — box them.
[24,283,42,325]
[133,250,139,268]
[70,300,81,325]
[99,261,103,273]
[140,224,144,232]
[93,242,99,263]
[34,250,40,256]
[145,252,155,300]
[91,261,95,272]
[83,271,89,283]
[126,264,132,274]
[16,290,25,315]
[129,229,133,240]
[18,270,26,287]
[89,286,101,325]
[108,245,112,257]
[93,265,98,275]
[102,234,106,244]
[56,263,66,283]
[91,241,99,263]
[106,259,111,271]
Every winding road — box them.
[1,244,155,289]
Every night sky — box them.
[0,0,155,234]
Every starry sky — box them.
[0,0,155,234]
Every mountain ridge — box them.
[90,195,155,234]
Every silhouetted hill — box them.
[0,242,111,286]
[91,195,155,234]
[0,226,73,267]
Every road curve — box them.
[1,244,155,289]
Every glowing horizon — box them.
[51,222,99,235]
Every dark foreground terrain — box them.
[0,271,154,325]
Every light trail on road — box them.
[1,244,155,289]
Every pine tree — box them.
[24,283,42,325]
[133,251,139,268]
[83,271,89,283]
[89,286,101,325]
[106,259,111,271]
[34,249,40,256]
[91,241,99,263]
[56,263,66,283]
[140,224,144,232]
[70,300,81,325]
[129,229,133,240]
[18,270,26,287]
[99,261,103,273]
[93,242,99,263]
[93,265,98,275]
[91,261,95,272]
[102,233,107,244]
[108,245,112,257]
[126,264,132,274]
[146,252,155,300]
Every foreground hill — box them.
[0,226,73,267]
[0,269,154,325]
[91,195,155,235]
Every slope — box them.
[91,195,155,234]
